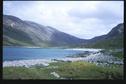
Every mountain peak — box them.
[107,23,123,37]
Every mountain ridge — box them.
[3,15,123,48]
[3,15,85,47]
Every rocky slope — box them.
[3,15,84,47]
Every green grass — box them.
[49,61,123,79]
[3,67,56,79]
[110,51,123,59]
[80,35,123,49]
[3,61,123,80]
[99,49,123,59]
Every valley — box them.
[3,15,124,80]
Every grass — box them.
[49,61,123,79]
[3,67,56,79]
[99,49,123,59]
[3,61,123,80]
[110,51,123,59]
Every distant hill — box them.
[3,15,85,47]
[83,23,124,49]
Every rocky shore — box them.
[3,50,123,68]
[3,59,57,68]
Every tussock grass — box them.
[3,61,123,80]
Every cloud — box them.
[3,1,124,39]
[68,1,123,23]
[67,1,124,38]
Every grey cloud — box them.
[68,2,123,24]
[69,9,121,24]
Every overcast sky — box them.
[3,1,124,39]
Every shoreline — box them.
[3,52,123,68]
[3,47,123,67]
[64,48,103,52]
[3,59,57,67]
[3,46,103,50]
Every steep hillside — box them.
[84,23,124,49]
[3,15,84,47]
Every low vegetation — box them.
[99,49,123,59]
[3,61,123,80]
[88,36,123,49]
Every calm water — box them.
[3,47,87,61]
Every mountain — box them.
[3,15,123,48]
[83,23,124,49]
[3,15,84,47]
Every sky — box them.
[3,1,124,39]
